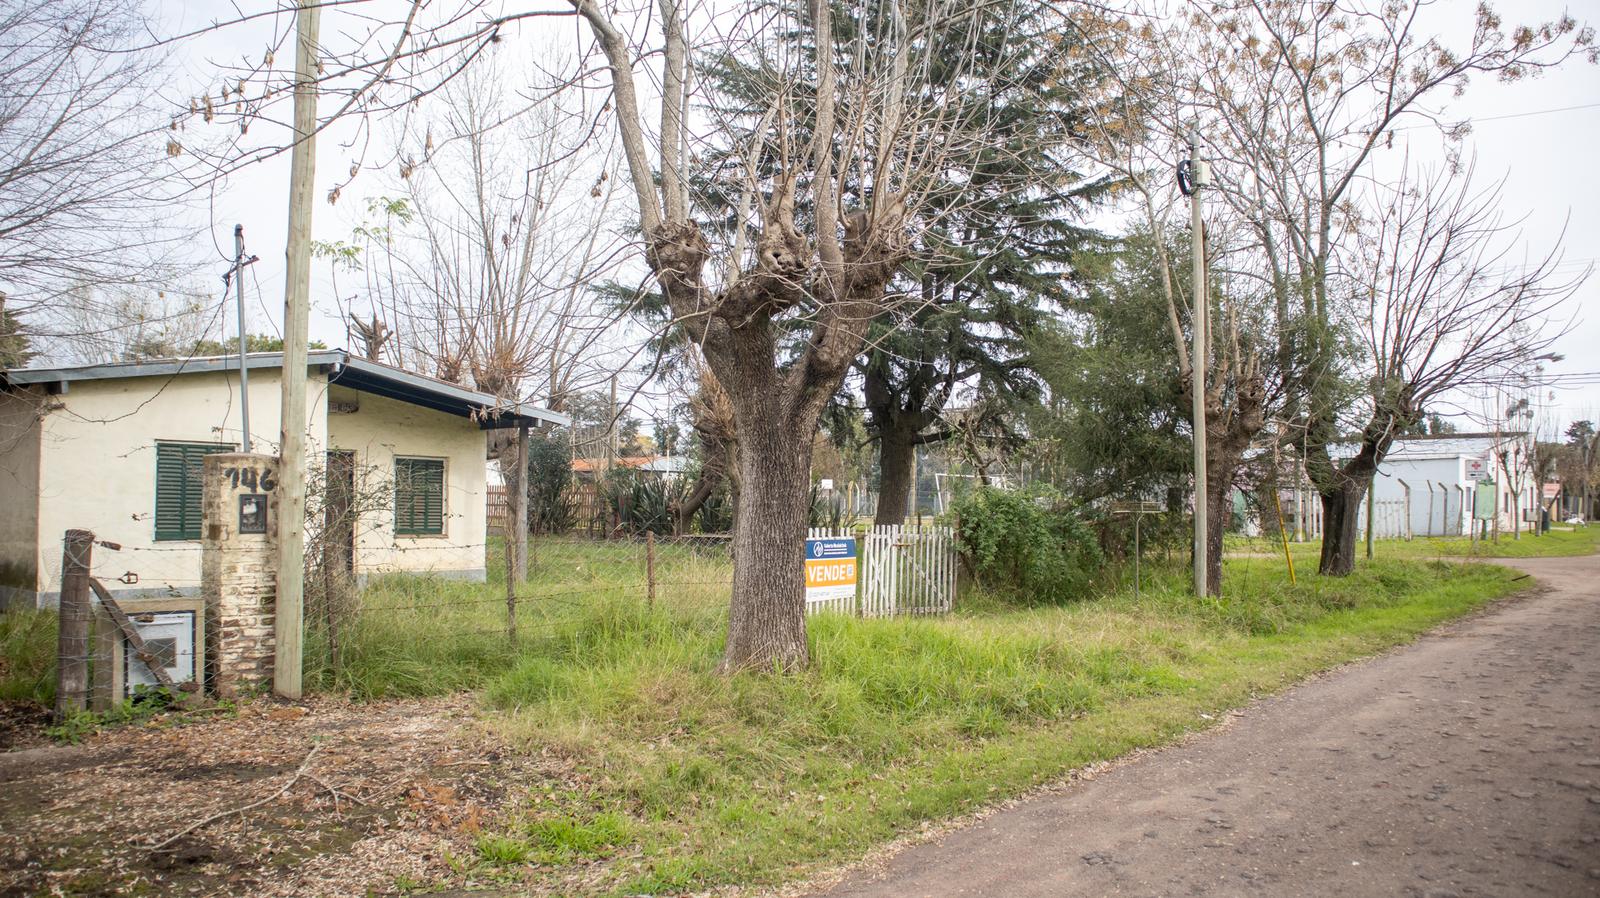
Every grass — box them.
[452,553,1529,895]
[0,528,1580,895]
[1229,522,1600,565]
[0,608,56,704]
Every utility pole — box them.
[275,0,320,700]
[233,225,255,453]
[1185,128,1210,597]
[1365,481,1375,559]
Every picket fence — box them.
[806,523,957,618]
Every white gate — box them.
[803,524,958,618]
[860,523,956,618]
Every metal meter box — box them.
[92,596,205,710]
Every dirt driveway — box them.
[806,554,1600,898]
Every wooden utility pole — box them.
[54,530,94,721]
[1187,129,1209,598]
[511,424,530,584]
[275,0,320,700]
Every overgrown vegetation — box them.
[457,553,1522,894]
[0,608,54,704]
[951,487,1103,603]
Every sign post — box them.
[1110,501,1164,598]
[804,536,858,611]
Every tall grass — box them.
[459,554,1522,895]
[304,536,732,697]
[0,608,56,704]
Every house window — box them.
[154,442,234,541]
[394,457,445,536]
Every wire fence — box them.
[300,531,738,678]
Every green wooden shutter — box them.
[155,442,232,540]
[394,458,444,535]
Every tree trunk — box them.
[874,425,917,527]
[1203,472,1229,596]
[1317,481,1367,576]
[721,413,814,672]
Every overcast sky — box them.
[155,0,1600,435]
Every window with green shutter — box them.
[394,457,445,535]
[154,442,234,541]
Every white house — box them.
[1344,432,1538,538]
[0,350,564,609]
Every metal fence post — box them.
[55,529,94,721]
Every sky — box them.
[136,0,1600,435]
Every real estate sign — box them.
[804,537,857,603]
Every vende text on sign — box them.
[804,537,857,603]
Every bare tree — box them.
[0,0,198,348]
[1326,162,1579,556]
[570,0,1051,668]
[1173,0,1592,575]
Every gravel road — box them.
[810,554,1600,898]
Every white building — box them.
[1335,432,1539,538]
[0,350,564,609]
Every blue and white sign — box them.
[804,537,858,603]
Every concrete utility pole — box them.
[1187,129,1210,598]
[275,0,320,700]
[233,225,253,453]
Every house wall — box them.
[325,385,487,581]
[28,369,330,607]
[0,390,43,608]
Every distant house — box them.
[570,455,691,479]
[1331,432,1538,537]
[0,350,564,609]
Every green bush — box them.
[951,487,1103,604]
[527,435,576,535]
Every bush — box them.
[527,435,576,534]
[950,487,1103,604]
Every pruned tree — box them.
[1074,13,1283,595]
[570,0,1057,669]
[1171,0,1592,575]
[1322,162,1578,556]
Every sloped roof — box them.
[2,349,568,429]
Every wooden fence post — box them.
[505,548,517,646]
[645,531,657,609]
[54,529,94,721]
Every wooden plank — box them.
[87,578,180,691]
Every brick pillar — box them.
[201,453,280,697]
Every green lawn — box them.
[1229,523,1600,565]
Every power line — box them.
[1389,100,1600,132]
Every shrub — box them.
[950,486,1103,604]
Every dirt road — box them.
[810,555,1600,898]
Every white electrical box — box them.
[123,611,196,693]
[92,596,205,709]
